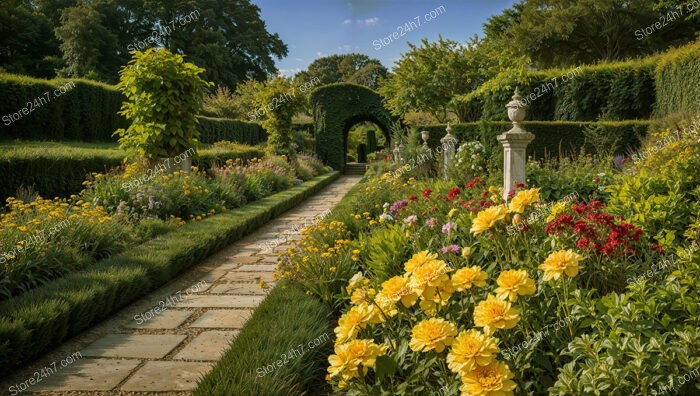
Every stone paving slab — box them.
[125,309,194,329]
[121,361,213,392]
[174,331,239,361]
[209,282,270,295]
[175,294,265,308]
[29,358,141,392]
[222,271,276,282]
[81,334,187,358]
[235,264,277,272]
[190,309,253,328]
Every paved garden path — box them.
[2,176,361,396]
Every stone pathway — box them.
[1,176,361,396]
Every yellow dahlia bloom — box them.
[327,339,388,381]
[494,270,536,302]
[473,295,520,334]
[350,287,376,305]
[452,266,488,291]
[334,305,369,344]
[447,329,500,375]
[508,188,540,214]
[419,281,455,314]
[546,201,568,223]
[470,205,508,235]
[408,259,452,296]
[346,272,367,294]
[409,317,458,353]
[377,275,418,308]
[404,250,439,274]
[539,249,583,281]
[460,361,516,396]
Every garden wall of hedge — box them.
[0,172,340,374]
[415,120,653,158]
[655,40,700,118]
[0,74,267,145]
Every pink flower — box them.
[442,222,456,234]
[404,215,418,225]
[425,217,437,228]
[441,245,460,254]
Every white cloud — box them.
[338,44,359,53]
[278,68,301,76]
[361,17,379,26]
[342,19,352,25]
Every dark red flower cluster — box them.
[408,194,418,202]
[546,201,643,256]
[422,188,432,199]
[465,177,486,189]
[447,187,461,201]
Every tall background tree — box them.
[294,53,388,90]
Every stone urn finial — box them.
[505,88,528,133]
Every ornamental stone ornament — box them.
[498,88,535,200]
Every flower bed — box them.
[275,118,700,395]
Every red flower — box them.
[577,238,589,249]
[652,244,665,254]
[408,194,418,202]
[422,188,432,199]
[447,187,461,201]
[481,190,489,197]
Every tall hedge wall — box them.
[311,83,395,171]
[415,120,652,159]
[655,40,700,118]
[0,74,267,145]
[458,59,657,122]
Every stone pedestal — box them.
[498,89,535,200]
[440,123,458,180]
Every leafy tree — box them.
[115,48,212,159]
[486,0,700,68]
[378,37,500,122]
[252,76,302,158]
[295,53,388,90]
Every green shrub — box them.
[310,83,395,171]
[197,117,267,145]
[654,39,700,118]
[357,143,367,163]
[114,48,212,159]
[253,77,301,159]
[366,129,378,153]
[194,281,334,396]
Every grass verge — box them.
[0,172,339,375]
[194,281,334,396]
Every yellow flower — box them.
[494,270,536,302]
[350,287,376,305]
[470,205,508,235]
[473,295,520,334]
[460,361,517,396]
[452,266,488,291]
[546,201,568,223]
[377,275,418,308]
[404,250,438,274]
[447,329,500,375]
[508,188,540,213]
[461,246,472,258]
[539,249,583,281]
[419,281,455,314]
[327,339,388,381]
[408,259,452,296]
[346,272,366,294]
[448,208,458,218]
[334,305,369,344]
[409,318,457,353]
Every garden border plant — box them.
[0,172,339,374]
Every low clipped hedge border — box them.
[194,281,334,396]
[195,180,365,396]
[0,73,267,145]
[655,40,700,118]
[0,143,265,200]
[0,172,340,374]
[415,120,652,158]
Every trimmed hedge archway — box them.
[310,83,395,171]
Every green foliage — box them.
[357,143,367,163]
[526,155,611,202]
[311,83,395,171]
[252,77,302,158]
[655,39,700,118]
[359,224,411,282]
[486,0,700,68]
[0,172,339,373]
[379,37,501,122]
[294,53,388,90]
[194,281,334,396]
[202,86,240,119]
[366,128,378,153]
[461,59,656,122]
[114,48,212,159]
[196,116,267,145]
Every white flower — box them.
[383,202,390,208]
[597,173,606,177]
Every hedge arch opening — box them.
[310,83,395,171]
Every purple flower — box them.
[442,222,456,234]
[390,200,408,212]
[441,244,460,254]
[404,215,418,225]
[425,217,437,228]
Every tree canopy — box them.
[294,53,388,90]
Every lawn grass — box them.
[194,281,334,396]
[0,172,339,375]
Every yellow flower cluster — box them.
[539,249,583,281]
[2,197,111,231]
[327,339,388,387]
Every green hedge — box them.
[415,120,652,158]
[0,73,268,144]
[194,281,334,396]
[459,59,656,122]
[655,40,700,118]
[311,83,395,171]
[0,172,340,374]
[0,141,266,200]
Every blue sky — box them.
[253,0,518,76]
